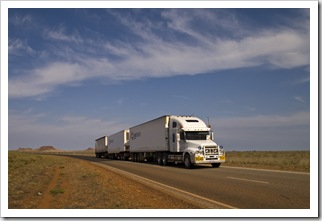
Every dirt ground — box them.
[8,153,199,209]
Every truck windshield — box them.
[185,131,209,140]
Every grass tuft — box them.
[50,187,64,195]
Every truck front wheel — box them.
[184,154,193,169]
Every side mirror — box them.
[219,145,224,149]
[210,132,214,140]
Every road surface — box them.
[67,155,310,209]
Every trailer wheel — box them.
[211,163,221,168]
[162,153,168,166]
[184,154,193,169]
[135,154,140,162]
[157,153,162,165]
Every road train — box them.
[95,115,225,168]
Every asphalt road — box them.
[67,155,310,209]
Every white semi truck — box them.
[108,129,130,160]
[129,115,225,168]
[95,136,108,158]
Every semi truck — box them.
[107,129,130,160]
[95,136,108,158]
[129,115,225,168]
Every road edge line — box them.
[91,162,238,209]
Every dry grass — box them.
[8,151,198,209]
[224,151,310,172]
[8,152,59,208]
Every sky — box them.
[6,6,312,151]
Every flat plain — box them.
[224,150,309,172]
[8,150,310,209]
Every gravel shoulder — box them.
[8,152,199,209]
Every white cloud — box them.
[8,9,310,99]
[9,62,90,98]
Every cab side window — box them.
[172,122,177,128]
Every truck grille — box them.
[204,147,218,155]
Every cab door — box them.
[169,119,179,152]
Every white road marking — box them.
[222,166,309,175]
[226,176,269,184]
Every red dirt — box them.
[37,165,60,209]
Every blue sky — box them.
[7,7,312,151]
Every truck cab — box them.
[169,116,225,168]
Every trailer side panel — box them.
[130,116,169,152]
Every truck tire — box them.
[135,154,140,162]
[184,154,193,169]
[157,153,162,165]
[162,153,168,166]
[211,163,221,168]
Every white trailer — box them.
[108,129,130,160]
[129,115,225,168]
[95,136,108,158]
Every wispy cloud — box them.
[8,9,310,99]
[9,38,35,56]
[44,24,83,43]
[294,96,305,103]
[10,14,33,26]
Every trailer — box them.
[129,115,225,168]
[108,129,130,160]
[95,136,108,158]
